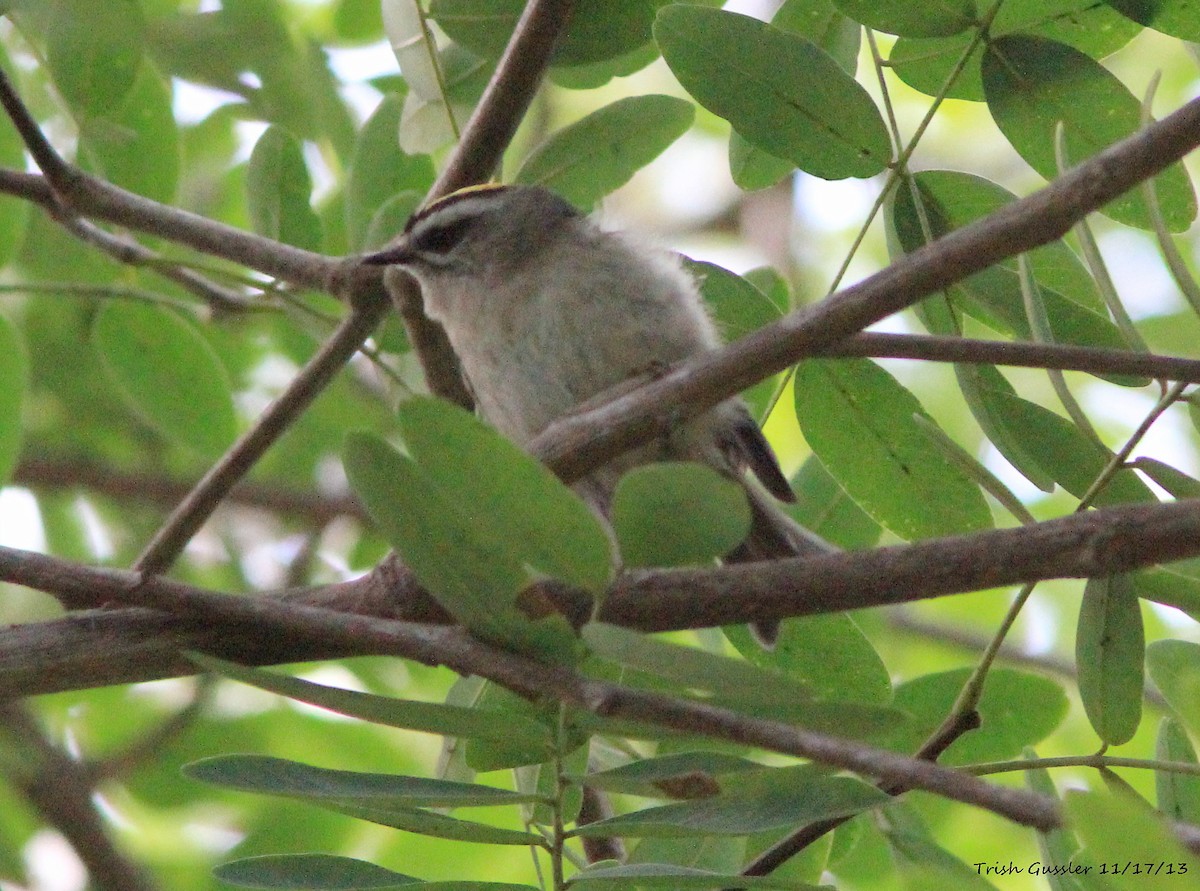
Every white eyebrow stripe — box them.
[405,186,511,234]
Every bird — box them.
[365,183,832,645]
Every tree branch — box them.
[530,95,1200,484]
[12,454,367,526]
[4,498,1200,696]
[830,332,1200,382]
[0,702,160,891]
[0,567,1067,835]
[385,0,579,406]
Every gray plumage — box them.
[367,184,833,645]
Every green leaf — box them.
[889,170,1139,369]
[186,653,550,752]
[889,0,1141,102]
[731,613,893,706]
[1146,640,1200,734]
[92,302,237,457]
[882,803,1003,890]
[515,95,694,210]
[611,463,751,568]
[344,95,435,249]
[1076,573,1145,746]
[773,0,861,73]
[394,397,613,592]
[792,358,992,540]
[983,35,1196,232]
[342,431,526,628]
[463,681,575,771]
[875,668,1068,763]
[583,623,813,708]
[329,802,542,846]
[45,0,145,118]
[1132,458,1200,500]
[727,0,863,189]
[570,862,824,889]
[958,365,1155,505]
[832,0,974,36]
[78,62,179,204]
[214,853,419,889]
[571,765,887,837]
[655,6,890,179]
[1155,718,1200,825]
[246,126,323,252]
[786,456,882,550]
[1064,790,1198,891]
[1103,0,1200,40]
[184,755,539,808]
[687,260,784,417]
[0,314,26,486]
[1023,757,1090,891]
[728,132,794,192]
[431,0,659,66]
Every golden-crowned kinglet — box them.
[366,184,832,645]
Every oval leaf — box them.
[92,302,236,457]
[214,853,419,889]
[79,62,179,204]
[572,765,886,837]
[247,126,323,252]
[611,462,751,568]
[1076,573,1145,746]
[45,0,145,118]
[875,668,1069,764]
[1156,717,1200,825]
[345,95,435,249]
[832,0,974,36]
[983,35,1196,232]
[342,431,526,626]
[655,6,890,179]
[1146,640,1200,735]
[395,397,613,592]
[184,754,538,808]
[792,358,992,540]
[515,95,694,209]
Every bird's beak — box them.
[362,240,413,266]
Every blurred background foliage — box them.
[1,0,1200,889]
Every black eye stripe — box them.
[412,216,476,254]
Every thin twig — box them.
[828,331,1200,382]
[133,296,389,574]
[12,454,367,525]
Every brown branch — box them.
[0,702,161,891]
[831,332,1200,383]
[429,0,577,197]
[529,95,1200,485]
[4,498,1200,697]
[0,565,1067,834]
[13,454,367,525]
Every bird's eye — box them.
[413,217,475,255]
